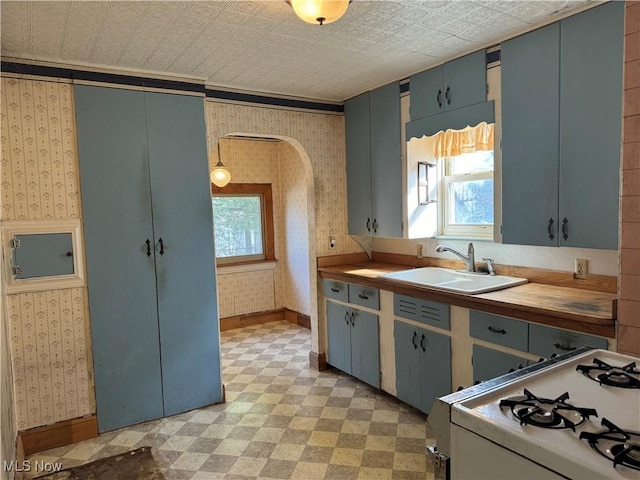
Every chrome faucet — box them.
[435,242,476,272]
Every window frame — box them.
[438,153,495,239]
[211,183,275,266]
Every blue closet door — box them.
[74,85,164,432]
[144,92,223,415]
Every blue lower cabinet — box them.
[350,308,381,388]
[326,302,380,388]
[473,345,528,384]
[395,321,451,415]
[327,302,352,375]
[394,321,422,410]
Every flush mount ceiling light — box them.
[210,141,231,187]
[287,0,350,25]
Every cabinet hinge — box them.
[12,266,23,275]
[10,238,20,249]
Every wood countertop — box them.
[318,262,617,338]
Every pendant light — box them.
[287,0,350,26]
[210,141,231,187]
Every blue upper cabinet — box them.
[370,82,402,237]
[559,1,624,250]
[345,83,402,237]
[345,92,372,236]
[410,50,486,120]
[501,1,623,250]
[502,23,560,247]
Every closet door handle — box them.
[145,239,151,257]
[445,86,451,105]
[158,237,165,255]
[436,89,442,108]
[547,218,555,241]
[420,334,426,352]
[561,218,569,241]
[412,331,418,350]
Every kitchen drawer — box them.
[348,284,380,310]
[473,345,529,384]
[528,324,608,358]
[393,294,450,330]
[470,311,528,352]
[323,279,348,302]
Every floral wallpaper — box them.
[1,268,16,479]
[279,140,311,316]
[1,77,94,430]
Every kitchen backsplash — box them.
[373,237,619,276]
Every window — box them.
[440,150,494,238]
[430,122,495,239]
[211,184,275,265]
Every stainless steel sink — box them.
[380,267,527,294]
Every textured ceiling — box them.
[1,0,597,102]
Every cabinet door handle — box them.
[412,331,418,350]
[344,311,350,325]
[445,86,451,105]
[547,218,555,241]
[372,218,378,234]
[436,89,442,108]
[350,312,355,326]
[331,288,340,293]
[487,326,507,335]
[553,342,576,352]
[420,334,426,352]
[366,218,371,232]
[145,239,151,257]
[158,237,165,255]
[357,293,368,300]
[561,217,569,241]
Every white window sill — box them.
[216,260,278,275]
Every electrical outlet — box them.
[574,258,588,279]
[329,236,336,249]
[416,244,423,259]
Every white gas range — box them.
[429,348,640,479]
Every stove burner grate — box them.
[577,358,640,389]
[580,418,640,471]
[499,389,597,431]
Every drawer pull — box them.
[331,288,340,293]
[412,331,418,350]
[553,342,576,352]
[420,334,426,352]
[358,293,369,300]
[487,326,507,335]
